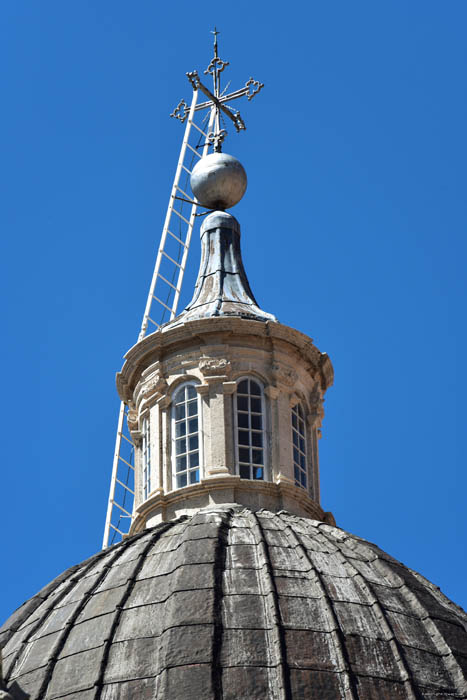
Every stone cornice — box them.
[129,475,331,535]
[116,317,333,402]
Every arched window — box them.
[235,378,266,480]
[142,416,151,499]
[292,403,307,489]
[172,382,201,488]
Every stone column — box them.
[202,378,232,477]
[157,395,172,493]
[264,385,281,482]
[308,384,324,504]
[148,401,163,499]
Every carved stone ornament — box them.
[272,363,298,388]
[127,408,138,433]
[199,357,231,377]
[141,373,168,401]
[308,383,325,425]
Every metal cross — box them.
[170,29,264,150]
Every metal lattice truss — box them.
[103,31,263,549]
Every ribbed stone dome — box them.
[2,506,467,699]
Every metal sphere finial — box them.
[190,153,247,210]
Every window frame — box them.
[142,414,151,500]
[291,401,308,491]
[233,376,268,482]
[171,380,203,490]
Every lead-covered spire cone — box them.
[190,152,247,209]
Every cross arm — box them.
[186,71,246,132]
[195,78,264,112]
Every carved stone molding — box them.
[289,393,300,408]
[272,362,298,388]
[222,381,237,395]
[265,386,281,400]
[157,395,172,411]
[199,357,231,377]
[308,383,325,427]
[127,408,138,433]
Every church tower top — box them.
[103,33,334,548]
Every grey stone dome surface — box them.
[2,505,467,700]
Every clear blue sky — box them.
[1,1,466,624]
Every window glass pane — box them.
[238,380,248,394]
[292,403,307,490]
[239,447,250,463]
[237,396,248,411]
[250,381,261,396]
[238,430,250,446]
[188,417,198,434]
[237,412,249,428]
[173,383,201,489]
[236,378,266,481]
[252,449,263,465]
[189,469,199,484]
[177,472,187,488]
[251,431,262,447]
[251,414,262,430]
[250,398,261,413]
[239,464,250,479]
[174,387,186,404]
[187,385,197,400]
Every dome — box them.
[2,505,467,699]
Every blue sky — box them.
[1,1,466,623]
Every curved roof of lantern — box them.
[165,211,276,328]
[2,505,467,699]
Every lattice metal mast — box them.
[103,31,263,549]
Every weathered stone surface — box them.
[2,505,467,699]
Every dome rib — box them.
[3,549,111,687]
[210,508,232,700]
[94,520,178,700]
[315,520,467,697]
[312,522,420,699]
[249,511,290,699]
[272,513,360,699]
[375,555,467,696]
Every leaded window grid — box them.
[142,415,151,500]
[234,377,267,481]
[292,402,307,489]
[171,381,202,489]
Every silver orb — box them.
[190,152,247,210]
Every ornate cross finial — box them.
[170,29,264,150]
[204,26,229,104]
